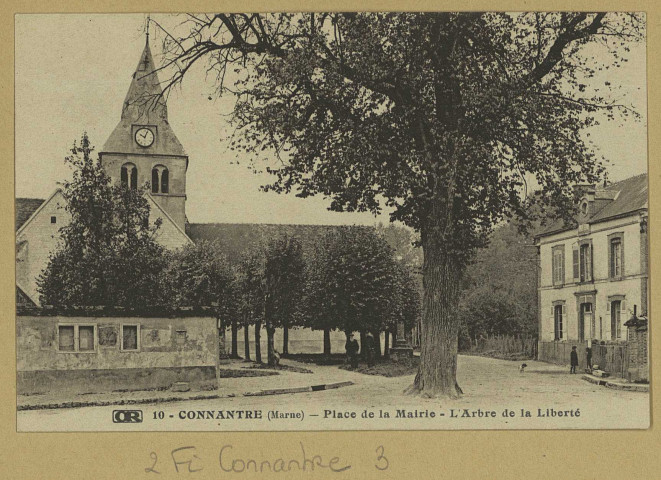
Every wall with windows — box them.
[538,214,646,343]
[16,315,218,373]
[100,152,188,229]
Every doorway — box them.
[579,302,593,342]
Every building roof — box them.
[536,173,648,238]
[15,198,45,231]
[186,222,367,263]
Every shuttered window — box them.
[579,242,592,282]
[608,233,624,279]
[552,246,565,286]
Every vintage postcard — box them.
[14,12,649,436]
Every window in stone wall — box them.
[176,330,187,345]
[58,324,96,352]
[121,162,138,190]
[121,324,140,351]
[78,326,95,351]
[58,325,74,351]
[554,304,564,340]
[552,245,565,286]
[151,165,169,194]
[608,233,624,279]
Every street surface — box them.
[17,355,649,431]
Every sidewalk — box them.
[582,373,649,392]
[17,358,365,410]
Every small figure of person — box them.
[570,346,579,374]
[345,333,359,369]
[364,332,376,367]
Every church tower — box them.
[99,33,188,230]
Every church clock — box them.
[134,127,155,147]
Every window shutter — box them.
[572,245,579,281]
[606,301,610,312]
[587,244,593,281]
[551,315,557,339]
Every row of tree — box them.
[38,134,420,366]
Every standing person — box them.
[586,343,593,373]
[570,346,579,374]
[364,332,376,367]
[345,333,359,369]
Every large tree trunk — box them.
[408,219,464,398]
[323,328,331,355]
[231,317,239,358]
[243,313,251,361]
[282,323,289,355]
[254,319,262,363]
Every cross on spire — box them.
[146,14,150,43]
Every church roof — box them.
[15,198,45,231]
[535,173,648,238]
[186,223,368,264]
[101,38,186,157]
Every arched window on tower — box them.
[151,168,159,193]
[161,168,169,194]
[121,163,138,190]
[151,165,169,194]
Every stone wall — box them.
[17,314,218,394]
[625,318,648,383]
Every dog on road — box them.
[519,363,528,373]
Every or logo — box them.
[113,409,143,423]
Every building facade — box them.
[535,175,648,370]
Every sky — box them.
[14,14,648,226]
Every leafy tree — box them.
[304,227,399,354]
[162,241,236,336]
[458,221,538,347]
[375,223,422,271]
[38,133,166,308]
[235,235,305,365]
[263,235,305,364]
[388,263,422,352]
[159,13,643,396]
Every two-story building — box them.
[535,174,648,376]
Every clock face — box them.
[135,127,155,147]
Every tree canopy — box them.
[157,12,643,396]
[38,134,166,308]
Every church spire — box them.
[101,26,186,157]
[120,27,166,124]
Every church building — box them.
[16,38,195,306]
[15,36,350,357]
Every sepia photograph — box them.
[14,12,649,433]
